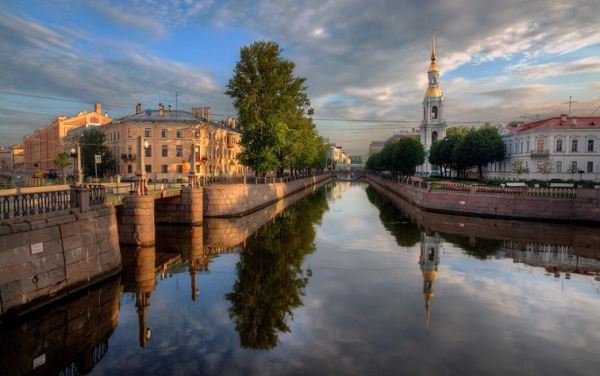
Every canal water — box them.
[2,182,600,375]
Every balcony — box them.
[121,153,136,161]
[530,149,550,158]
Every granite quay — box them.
[366,173,600,225]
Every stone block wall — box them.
[204,174,330,217]
[117,195,155,246]
[0,205,121,316]
[366,173,600,224]
[155,187,203,225]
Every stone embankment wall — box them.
[0,205,121,317]
[204,177,331,249]
[204,174,331,217]
[155,187,203,225]
[366,173,600,225]
[368,180,600,258]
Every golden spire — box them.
[431,32,437,63]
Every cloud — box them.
[508,57,600,80]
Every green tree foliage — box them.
[427,125,505,178]
[53,152,72,183]
[459,124,505,178]
[365,186,420,247]
[365,138,425,176]
[225,40,325,176]
[226,188,329,349]
[79,127,116,177]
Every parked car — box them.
[120,176,136,182]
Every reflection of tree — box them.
[365,186,421,247]
[226,189,329,349]
[440,233,503,259]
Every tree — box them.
[53,152,72,184]
[392,137,425,176]
[226,40,316,176]
[459,125,505,179]
[79,127,116,178]
[511,160,529,180]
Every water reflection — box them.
[226,188,329,349]
[419,233,441,330]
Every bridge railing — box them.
[203,172,329,186]
[0,185,107,220]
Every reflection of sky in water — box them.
[91,183,600,376]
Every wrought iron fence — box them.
[0,189,74,219]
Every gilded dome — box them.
[425,87,442,97]
[421,270,437,281]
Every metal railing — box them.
[1,189,73,219]
[0,185,107,220]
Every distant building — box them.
[104,103,243,180]
[484,115,600,181]
[0,147,12,170]
[369,129,419,158]
[368,141,385,156]
[417,34,447,175]
[23,103,111,172]
[326,142,351,167]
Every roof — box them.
[507,115,600,133]
[115,109,242,134]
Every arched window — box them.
[431,131,438,143]
[431,106,438,120]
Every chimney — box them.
[94,103,102,114]
[135,103,142,114]
[168,104,172,111]
[560,114,567,123]
[159,103,164,116]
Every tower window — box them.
[431,131,438,143]
[431,106,438,120]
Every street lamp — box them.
[69,144,82,185]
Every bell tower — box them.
[419,33,447,175]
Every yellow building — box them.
[23,103,111,172]
[104,104,243,180]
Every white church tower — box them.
[419,34,447,175]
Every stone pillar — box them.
[119,195,155,246]
[181,187,203,225]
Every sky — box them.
[0,0,599,155]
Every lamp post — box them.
[69,143,82,186]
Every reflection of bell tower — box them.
[121,245,156,348]
[419,233,442,329]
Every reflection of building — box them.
[104,104,243,180]
[418,35,447,175]
[23,103,111,172]
[484,115,600,181]
[419,232,442,329]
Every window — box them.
[514,142,518,154]
[588,139,594,152]
[537,139,544,151]
[572,139,578,152]
[195,128,201,138]
[176,130,183,138]
[127,146,132,156]
[161,129,168,138]
[145,145,152,157]
[161,145,168,157]
[556,139,563,152]
[127,165,132,173]
[520,142,523,154]
[161,165,168,173]
[525,161,529,171]
[536,161,544,173]
[431,131,438,143]
[556,161,562,173]
[128,129,132,138]
[571,161,578,172]
[145,164,152,173]
[145,128,151,138]
[431,106,438,120]
[526,141,529,153]
[587,161,594,173]
[176,164,183,173]
[176,145,183,157]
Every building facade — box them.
[23,103,111,172]
[484,115,600,181]
[418,35,447,175]
[327,143,351,167]
[0,145,24,171]
[104,104,243,180]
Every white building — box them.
[418,35,447,175]
[484,115,600,181]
